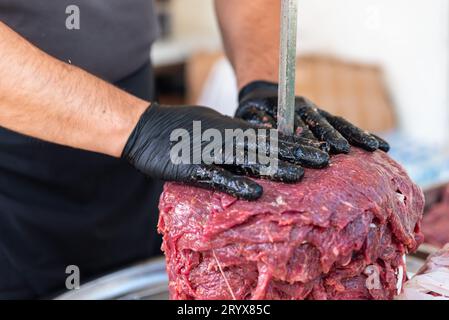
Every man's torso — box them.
[0,1,162,298]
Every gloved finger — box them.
[294,114,316,140]
[188,165,263,200]
[236,102,330,154]
[225,131,328,170]
[223,160,304,184]
[277,140,330,169]
[371,134,390,152]
[278,133,330,153]
[236,107,276,128]
[296,98,350,154]
[225,131,329,169]
[318,109,379,152]
[243,113,330,153]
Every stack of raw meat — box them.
[158,148,424,300]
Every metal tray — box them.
[53,255,434,300]
[54,257,169,300]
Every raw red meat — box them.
[158,148,424,300]
[422,185,449,248]
[398,243,449,300]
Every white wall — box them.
[298,0,449,145]
[170,0,449,145]
[170,0,220,40]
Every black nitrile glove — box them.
[236,81,390,154]
[122,103,329,200]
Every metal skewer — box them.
[277,0,298,135]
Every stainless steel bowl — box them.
[54,257,169,300]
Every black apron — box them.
[0,62,164,299]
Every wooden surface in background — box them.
[187,53,396,132]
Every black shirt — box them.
[0,1,162,299]
[0,0,159,82]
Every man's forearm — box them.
[215,0,281,89]
[0,22,148,157]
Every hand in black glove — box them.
[236,81,390,154]
[122,103,329,200]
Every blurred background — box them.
[152,0,449,188]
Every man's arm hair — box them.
[0,21,148,157]
[215,0,281,89]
